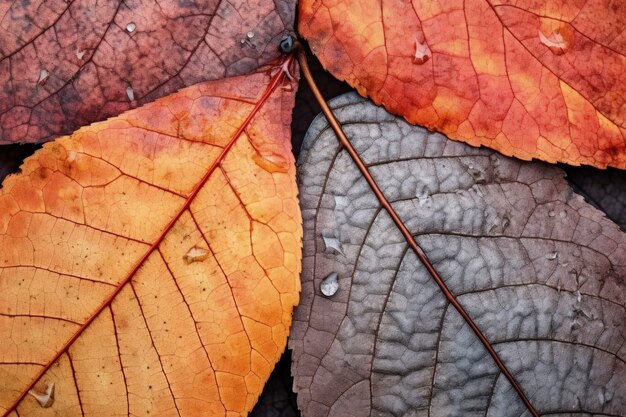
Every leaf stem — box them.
[295,45,540,417]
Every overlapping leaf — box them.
[0,0,295,144]
[0,65,302,416]
[291,93,626,416]
[298,0,626,168]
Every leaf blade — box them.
[0,61,302,416]
[291,92,626,416]
[298,0,626,168]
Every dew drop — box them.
[322,234,344,255]
[413,38,431,65]
[28,382,54,408]
[416,188,430,206]
[320,272,339,297]
[126,86,135,101]
[538,30,568,55]
[183,246,210,264]
[546,251,558,260]
[38,69,50,86]
[126,22,136,33]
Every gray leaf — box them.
[290,93,626,417]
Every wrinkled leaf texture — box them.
[298,0,626,168]
[0,0,294,144]
[291,93,626,416]
[0,65,302,416]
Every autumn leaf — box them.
[0,0,294,144]
[298,0,626,168]
[0,62,302,416]
[291,93,626,416]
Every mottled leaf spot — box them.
[320,272,339,297]
[28,382,54,408]
[183,246,210,264]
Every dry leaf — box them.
[291,93,626,416]
[0,64,302,416]
[298,0,626,168]
[0,0,295,144]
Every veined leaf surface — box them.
[298,0,626,168]
[0,64,301,416]
[0,0,295,144]
[291,93,626,416]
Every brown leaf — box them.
[291,93,626,416]
[0,0,295,144]
[0,61,302,416]
[298,0,626,168]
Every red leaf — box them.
[298,0,626,168]
[0,0,294,144]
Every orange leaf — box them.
[0,61,301,416]
[298,0,626,168]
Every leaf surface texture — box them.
[0,0,295,144]
[298,0,626,168]
[291,93,626,416]
[0,66,302,416]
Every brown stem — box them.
[295,45,540,417]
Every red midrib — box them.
[3,55,293,415]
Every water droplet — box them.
[28,382,54,408]
[38,69,49,86]
[416,188,430,206]
[576,290,582,303]
[75,48,86,60]
[559,211,567,218]
[546,251,558,260]
[126,86,135,101]
[126,22,136,33]
[548,210,556,217]
[247,31,255,39]
[538,30,568,55]
[183,246,210,264]
[413,38,431,65]
[322,234,344,255]
[320,272,339,297]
